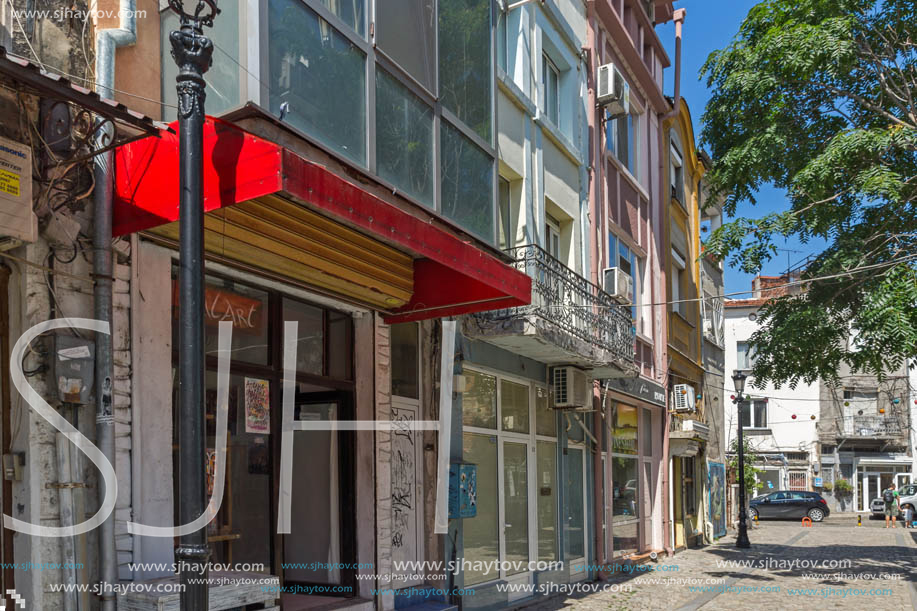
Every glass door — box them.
[860,472,880,512]
[564,446,586,573]
[641,460,654,551]
[282,391,355,593]
[896,473,912,489]
[501,441,529,579]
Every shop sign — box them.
[605,376,666,407]
[173,281,265,334]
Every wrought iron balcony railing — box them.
[837,415,904,437]
[479,244,635,364]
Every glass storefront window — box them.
[463,433,499,585]
[268,0,366,165]
[612,456,639,521]
[327,310,353,380]
[503,442,529,573]
[612,521,638,557]
[173,372,273,569]
[564,447,585,559]
[535,386,555,436]
[612,403,639,455]
[172,273,270,366]
[642,408,653,456]
[282,298,324,375]
[376,70,435,207]
[536,441,557,561]
[390,322,419,399]
[501,379,529,434]
[463,370,497,429]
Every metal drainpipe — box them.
[94,2,137,609]
[661,9,686,122]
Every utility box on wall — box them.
[448,462,477,519]
[49,335,95,404]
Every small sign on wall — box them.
[0,136,35,247]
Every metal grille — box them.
[788,471,808,491]
[477,244,636,363]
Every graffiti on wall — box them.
[391,405,417,556]
[708,461,726,538]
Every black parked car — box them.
[748,490,830,522]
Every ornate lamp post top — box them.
[167,0,220,30]
[732,370,747,398]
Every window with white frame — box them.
[546,213,561,260]
[611,235,641,321]
[739,399,768,429]
[670,144,684,203]
[671,248,686,317]
[736,341,756,371]
[542,53,560,126]
[607,106,642,180]
[843,388,878,414]
[462,368,558,585]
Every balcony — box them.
[837,416,903,438]
[465,244,637,378]
[670,417,710,443]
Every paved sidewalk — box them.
[525,521,917,610]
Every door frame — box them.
[565,442,587,580]
[281,390,357,594]
[860,471,881,512]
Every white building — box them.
[724,279,820,495]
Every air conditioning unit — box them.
[552,366,589,409]
[596,63,630,117]
[0,136,35,251]
[603,267,634,304]
[672,384,696,412]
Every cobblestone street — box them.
[526,518,917,611]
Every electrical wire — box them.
[553,253,917,310]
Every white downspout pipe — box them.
[661,8,686,122]
[93,2,137,609]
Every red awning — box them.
[113,117,530,322]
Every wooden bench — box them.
[118,571,279,611]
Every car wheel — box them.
[748,507,758,520]
[807,508,825,522]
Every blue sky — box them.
[656,0,827,296]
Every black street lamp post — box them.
[168,1,219,609]
[733,370,751,548]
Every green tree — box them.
[728,437,763,499]
[700,0,917,387]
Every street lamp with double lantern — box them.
[733,370,751,548]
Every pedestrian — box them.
[882,482,900,528]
